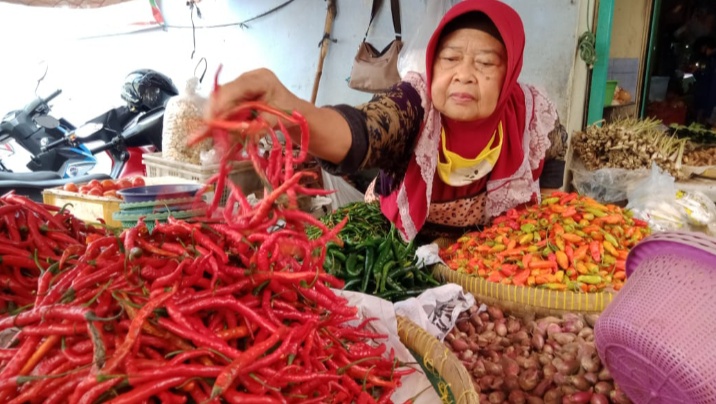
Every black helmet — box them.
[121,69,179,112]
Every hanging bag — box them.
[348,0,403,93]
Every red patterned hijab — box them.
[379,0,528,240]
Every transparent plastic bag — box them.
[571,165,650,203]
[397,0,458,78]
[674,189,716,231]
[162,77,210,164]
[626,164,687,232]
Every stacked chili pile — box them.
[0,77,411,403]
[440,192,650,292]
[310,202,441,302]
[0,193,106,315]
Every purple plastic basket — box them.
[594,231,716,403]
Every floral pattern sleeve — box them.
[317,81,424,176]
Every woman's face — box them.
[431,28,507,121]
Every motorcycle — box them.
[0,89,100,177]
[0,69,178,201]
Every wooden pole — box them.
[310,0,337,105]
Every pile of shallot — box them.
[445,304,630,404]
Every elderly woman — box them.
[211,0,567,242]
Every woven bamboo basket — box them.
[396,315,478,404]
[432,239,615,317]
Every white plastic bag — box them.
[397,0,458,77]
[626,164,687,232]
[626,163,716,234]
[162,77,209,164]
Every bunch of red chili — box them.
[0,193,105,314]
[0,70,411,403]
[440,192,650,292]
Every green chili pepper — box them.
[331,250,347,263]
[343,278,362,291]
[603,232,619,247]
[345,253,361,278]
[542,246,552,257]
[520,223,536,233]
[380,262,396,293]
[542,197,560,205]
[385,276,405,292]
[360,247,375,293]
[584,207,607,218]
[577,275,602,285]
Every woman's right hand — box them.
[209,68,298,126]
[207,67,353,165]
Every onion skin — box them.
[551,332,577,345]
[479,375,495,391]
[553,356,580,376]
[562,391,593,404]
[533,377,554,397]
[594,381,613,395]
[504,375,521,392]
[544,388,563,404]
[546,323,563,337]
[502,356,521,377]
[527,397,546,404]
[609,388,632,404]
[456,318,471,333]
[598,367,612,381]
[508,390,527,404]
[487,306,504,320]
[518,368,540,391]
[507,317,522,334]
[543,363,558,379]
[450,338,469,352]
[496,320,508,337]
[583,372,599,385]
[488,391,506,403]
[590,393,610,404]
[584,314,599,328]
[570,375,591,391]
[485,360,504,376]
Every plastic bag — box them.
[571,164,650,203]
[674,190,716,231]
[162,77,210,165]
[320,171,365,211]
[626,164,687,232]
[397,0,458,78]
[626,163,716,234]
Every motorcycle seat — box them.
[0,171,62,181]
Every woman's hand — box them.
[207,68,353,165]
[209,68,297,128]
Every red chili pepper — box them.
[211,327,287,399]
[178,295,278,333]
[590,240,602,262]
[512,268,530,286]
[104,376,187,404]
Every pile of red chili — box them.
[0,72,411,403]
[0,193,104,314]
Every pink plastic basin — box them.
[595,231,716,403]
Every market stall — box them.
[2,1,716,403]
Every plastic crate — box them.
[142,152,263,205]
